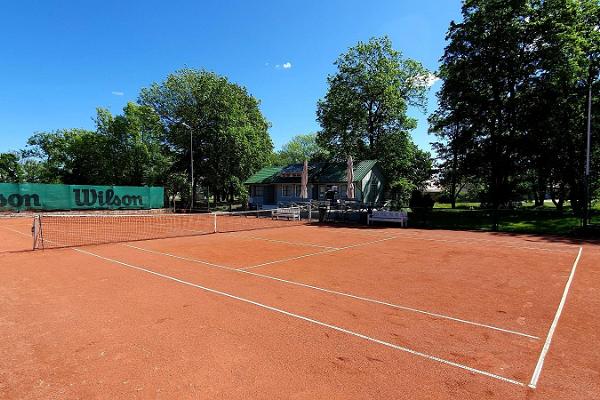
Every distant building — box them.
[245,160,384,208]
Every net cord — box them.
[31,205,312,250]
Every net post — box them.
[32,215,42,250]
[308,202,312,223]
[213,212,217,233]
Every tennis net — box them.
[32,206,310,249]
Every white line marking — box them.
[241,236,397,271]
[0,226,32,238]
[235,234,340,250]
[528,247,583,389]
[124,244,539,339]
[312,225,577,253]
[73,247,526,387]
[391,232,577,253]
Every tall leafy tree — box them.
[0,152,23,183]
[23,104,170,186]
[316,36,433,199]
[23,128,103,184]
[274,133,329,165]
[138,68,273,206]
[95,103,171,186]
[434,0,533,216]
[525,0,600,211]
[432,0,599,219]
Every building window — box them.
[319,185,327,199]
[295,184,302,197]
[281,185,291,197]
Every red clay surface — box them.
[1,222,599,399]
[0,217,34,253]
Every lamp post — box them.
[584,79,592,228]
[182,122,194,211]
[583,38,598,229]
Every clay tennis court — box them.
[1,215,599,399]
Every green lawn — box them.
[409,206,597,236]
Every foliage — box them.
[22,103,170,186]
[274,133,329,165]
[431,0,600,217]
[316,36,433,189]
[23,128,103,184]
[0,152,23,183]
[138,68,273,204]
[95,103,171,186]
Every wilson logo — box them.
[0,193,41,208]
[73,189,143,207]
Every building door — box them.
[264,186,275,204]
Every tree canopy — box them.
[431,0,599,214]
[273,133,329,165]
[316,36,433,201]
[22,103,170,186]
[138,68,273,204]
[0,153,22,183]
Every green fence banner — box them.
[0,183,164,211]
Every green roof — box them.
[244,166,283,184]
[312,160,378,183]
[245,160,379,185]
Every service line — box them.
[73,247,526,388]
[241,235,397,271]
[124,244,539,340]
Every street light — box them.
[584,30,598,228]
[181,122,194,211]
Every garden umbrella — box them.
[346,156,355,199]
[300,159,309,199]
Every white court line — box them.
[124,244,539,340]
[73,247,526,387]
[0,225,32,238]
[528,247,583,389]
[233,234,340,250]
[389,233,576,254]
[241,236,397,271]
[286,225,576,253]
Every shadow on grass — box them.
[311,208,600,247]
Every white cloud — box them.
[111,91,124,96]
[275,64,280,69]
[425,73,440,87]
[282,62,292,69]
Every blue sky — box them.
[0,0,462,155]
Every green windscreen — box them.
[0,183,164,211]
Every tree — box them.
[23,128,103,184]
[524,0,600,212]
[22,103,170,186]
[432,0,599,221]
[274,133,329,165]
[138,68,273,207]
[95,103,171,186]
[434,0,533,219]
[0,152,23,182]
[316,36,433,195]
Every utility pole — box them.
[182,122,194,212]
[584,78,592,228]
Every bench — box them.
[367,210,408,227]
[272,207,301,221]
